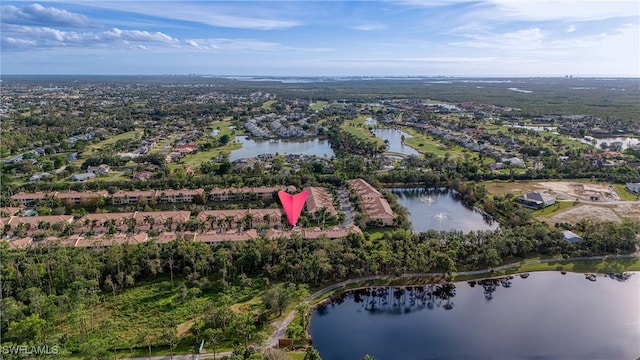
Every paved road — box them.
[337,188,354,227]
[557,199,640,205]
[125,252,638,360]
[266,310,297,349]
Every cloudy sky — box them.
[1,1,638,76]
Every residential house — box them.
[626,183,640,194]
[347,178,395,226]
[305,187,337,215]
[209,186,296,201]
[70,173,96,181]
[194,230,259,243]
[517,191,556,209]
[157,188,205,203]
[1,215,74,237]
[57,191,109,205]
[197,209,283,230]
[10,192,47,207]
[132,171,154,181]
[87,164,111,175]
[111,190,158,205]
[562,230,583,243]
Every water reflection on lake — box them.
[371,128,421,156]
[228,136,334,161]
[310,272,639,360]
[389,188,498,233]
[579,136,640,150]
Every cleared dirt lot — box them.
[486,181,616,201]
[546,204,623,224]
[487,180,640,224]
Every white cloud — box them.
[1,3,92,27]
[451,28,545,50]
[351,23,387,31]
[184,38,331,53]
[184,38,286,52]
[567,25,577,32]
[1,25,179,49]
[485,0,639,22]
[74,2,301,30]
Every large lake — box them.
[228,136,334,161]
[372,128,421,156]
[310,271,639,360]
[389,188,498,233]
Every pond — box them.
[228,136,334,161]
[310,271,639,360]
[389,188,498,233]
[579,136,640,150]
[371,129,421,156]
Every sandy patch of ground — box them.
[488,180,639,224]
[539,182,617,201]
[611,203,640,220]
[545,204,622,224]
[487,181,617,201]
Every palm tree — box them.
[143,215,155,230]
[243,213,254,230]
[164,217,173,232]
[216,217,225,232]
[125,217,136,234]
[225,216,234,231]
[206,214,216,231]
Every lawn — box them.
[172,121,243,168]
[364,228,396,241]
[398,126,464,158]
[173,142,242,169]
[532,200,578,217]
[310,101,328,110]
[73,129,142,166]
[262,100,277,110]
[613,184,639,201]
[340,115,383,145]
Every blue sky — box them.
[1,1,638,76]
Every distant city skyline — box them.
[1,1,639,76]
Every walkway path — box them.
[125,252,637,360]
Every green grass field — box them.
[532,200,578,217]
[310,101,328,110]
[340,115,383,145]
[398,126,464,158]
[73,129,143,166]
[262,100,277,110]
[614,184,639,201]
[172,122,242,168]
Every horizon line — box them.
[2,74,639,79]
